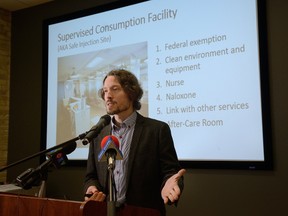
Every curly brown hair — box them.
[99,69,143,110]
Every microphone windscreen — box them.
[101,135,119,149]
[101,114,112,124]
[62,142,77,155]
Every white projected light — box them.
[44,0,272,169]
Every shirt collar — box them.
[111,111,137,129]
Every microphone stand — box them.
[0,132,87,173]
[0,132,87,195]
[107,156,116,216]
[15,155,54,196]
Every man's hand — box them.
[161,169,186,204]
[86,191,106,202]
[85,186,101,201]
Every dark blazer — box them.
[84,112,183,215]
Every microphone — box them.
[98,135,123,169]
[59,141,77,155]
[46,142,77,168]
[16,142,77,189]
[47,141,77,156]
[82,114,111,145]
[16,167,41,189]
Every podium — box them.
[0,183,40,196]
[80,199,161,216]
[0,192,161,216]
[0,192,83,216]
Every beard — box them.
[107,108,121,115]
[106,102,130,115]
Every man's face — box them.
[102,75,133,116]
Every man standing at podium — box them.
[84,69,185,215]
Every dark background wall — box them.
[6,0,288,215]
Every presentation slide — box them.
[46,0,265,163]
